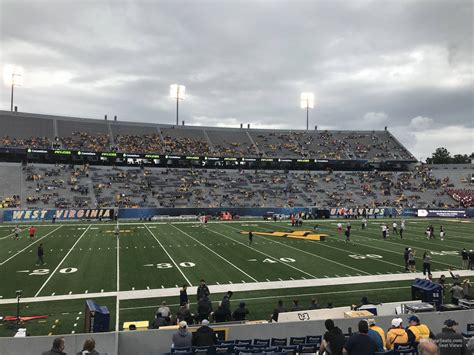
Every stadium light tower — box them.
[3,65,24,112]
[300,92,315,131]
[170,84,186,126]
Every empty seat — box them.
[305,335,321,344]
[271,338,287,346]
[193,346,213,354]
[277,345,297,355]
[298,344,319,353]
[235,340,252,345]
[215,344,234,353]
[289,337,306,345]
[218,340,236,345]
[253,339,270,346]
[394,343,417,355]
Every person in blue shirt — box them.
[343,320,377,355]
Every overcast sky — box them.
[1,0,472,161]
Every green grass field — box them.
[0,218,472,337]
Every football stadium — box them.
[1,1,473,355]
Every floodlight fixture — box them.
[170,84,186,125]
[3,65,24,112]
[300,92,315,130]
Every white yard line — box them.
[207,226,319,279]
[0,226,63,266]
[144,224,193,286]
[222,223,369,276]
[1,269,473,305]
[34,225,91,297]
[116,229,120,332]
[169,224,258,282]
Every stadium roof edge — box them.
[0,109,392,134]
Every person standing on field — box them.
[408,248,416,273]
[36,243,45,266]
[14,225,21,240]
[29,226,36,240]
[461,248,469,269]
[422,251,431,276]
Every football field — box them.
[0,218,472,336]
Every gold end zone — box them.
[239,231,328,241]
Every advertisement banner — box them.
[416,208,467,218]
[118,207,310,219]
[3,208,114,222]
[329,207,387,217]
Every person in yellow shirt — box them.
[368,318,386,350]
[386,318,408,350]
[406,315,435,346]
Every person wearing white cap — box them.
[171,321,192,349]
[386,318,408,350]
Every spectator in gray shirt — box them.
[448,283,464,305]
[172,321,192,349]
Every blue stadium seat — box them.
[277,345,297,355]
[236,350,263,355]
[234,345,251,354]
[219,340,236,345]
[271,338,287,346]
[305,335,321,344]
[394,343,417,355]
[298,343,319,353]
[462,323,474,338]
[253,339,271,346]
[262,347,278,353]
[215,344,234,353]
[235,339,253,345]
[193,346,213,354]
[171,347,192,353]
[250,345,267,350]
[288,337,306,345]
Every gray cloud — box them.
[0,0,472,160]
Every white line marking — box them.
[170,224,258,282]
[116,227,120,332]
[0,226,63,266]
[144,224,193,286]
[34,225,91,297]
[1,270,474,305]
